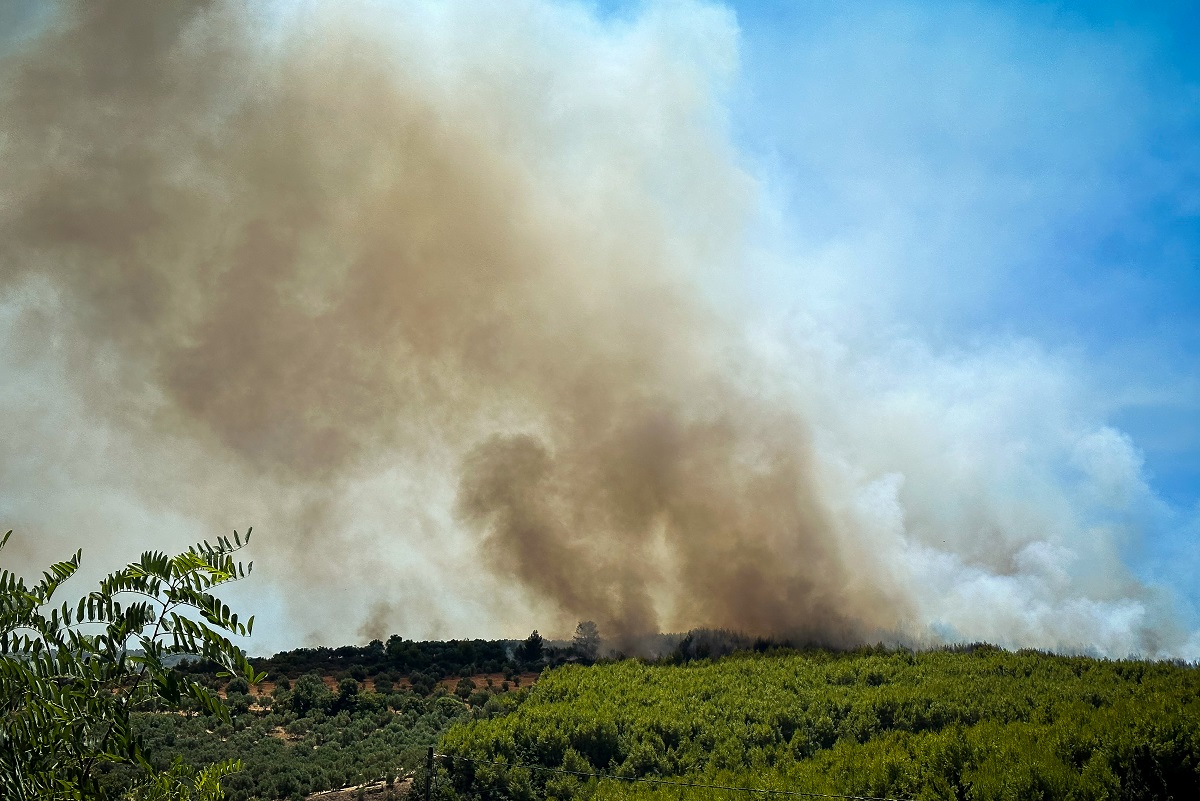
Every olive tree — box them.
[0,528,266,800]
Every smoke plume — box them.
[0,0,1191,656]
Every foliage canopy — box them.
[440,647,1200,801]
[0,529,265,800]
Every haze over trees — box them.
[572,621,601,662]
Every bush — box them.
[291,673,334,716]
[226,676,251,695]
[410,671,437,696]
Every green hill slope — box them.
[439,647,1200,801]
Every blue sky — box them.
[728,0,1200,502]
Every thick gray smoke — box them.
[0,0,1191,656]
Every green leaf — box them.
[0,528,259,799]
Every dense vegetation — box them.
[242,638,520,680]
[174,626,592,687]
[439,646,1200,801]
[0,530,262,800]
[110,684,466,800]
[99,671,532,801]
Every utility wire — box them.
[434,753,913,801]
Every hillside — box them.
[99,662,549,801]
[102,641,1200,800]
[439,646,1200,801]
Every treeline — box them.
[175,626,782,689]
[176,628,599,686]
[251,637,519,680]
[439,646,1200,801]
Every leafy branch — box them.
[0,528,265,800]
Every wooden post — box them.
[425,746,434,801]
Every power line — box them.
[434,753,914,801]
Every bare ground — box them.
[306,777,413,801]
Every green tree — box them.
[0,528,265,800]
[291,673,333,716]
[224,677,250,694]
[333,676,360,713]
[515,630,543,667]
[409,670,437,696]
